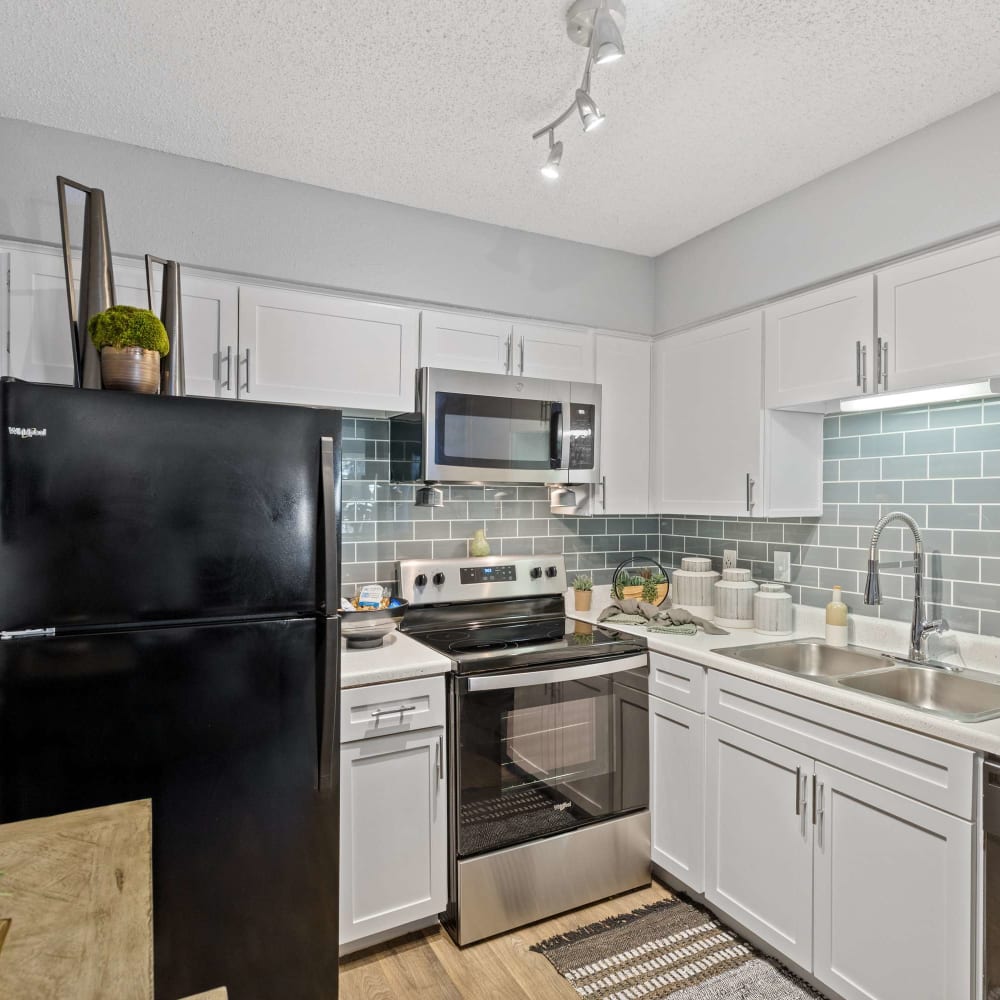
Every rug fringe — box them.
[531,898,682,953]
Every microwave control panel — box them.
[568,404,596,470]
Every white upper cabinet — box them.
[877,231,1000,392]
[594,332,650,515]
[238,285,419,411]
[8,247,78,385]
[512,322,594,382]
[764,275,875,410]
[115,263,239,399]
[419,310,513,374]
[652,310,822,518]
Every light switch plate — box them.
[723,549,738,570]
[774,550,791,583]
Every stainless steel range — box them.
[398,554,651,946]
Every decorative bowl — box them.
[339,599,408,649]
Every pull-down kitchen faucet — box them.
[863,511,947,665]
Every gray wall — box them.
[660,397,1000,637]
[653,91,1000,333]
[0,116,655,334]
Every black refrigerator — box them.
[0,378,341,999]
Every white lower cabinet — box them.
[650,696,705,892]
[812,763,973,1000]
[701,683,975,1000]
[705,720,814,971]
[339,725,447,949]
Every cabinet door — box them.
[513,322,594,382]
[8,248,78,385]
[595,333,650,514]
[705,719,813,970]
[420,310,512,374]
[764,275,875,410]
[340,728,446,946]
[116,264,239,399]
[813,763,973,1000]
[652,312,763,517]
[650,696,704,892]
[238,285,419,410]
[877,231,1000,391]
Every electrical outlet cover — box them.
[774,550,792,583]
[723,549,738,570]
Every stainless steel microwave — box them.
[390,368,601,485]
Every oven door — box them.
[455,653,648,859]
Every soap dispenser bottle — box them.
[825,586,849,647]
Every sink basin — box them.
[715,638,892,679]
[838,667,1000,723]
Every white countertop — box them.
[340,630,452,689]
[569,585,1000,756]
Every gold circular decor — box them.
[100,346,160,394]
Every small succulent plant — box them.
[572,575,593,591]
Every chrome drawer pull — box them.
[371,704,417,719]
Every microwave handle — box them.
[550,403,564,469]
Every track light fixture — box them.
[531,0,626,180]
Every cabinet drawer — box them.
[707,671,975,818]
[649,652,705,711]
[340,675,446,743]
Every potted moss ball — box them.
[88,305,169,394]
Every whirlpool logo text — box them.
[7,426,47,439]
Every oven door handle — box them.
[465,653,648,692]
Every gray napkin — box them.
[598,596,729,636]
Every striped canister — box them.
[671,556,719,620]
[714,567,758,629]
[754,583,793,635]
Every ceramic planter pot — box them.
[573,590,593,612]
[100,346,160,394]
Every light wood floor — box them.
[338,882,672,999]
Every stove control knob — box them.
[433,572,446,586]
[530,567,543,580]
[414,574,428,587]
[545,566,559,578]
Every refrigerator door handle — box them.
[319,436,340,614]
[317,624,339,792]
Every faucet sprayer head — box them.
[863,559,881,605]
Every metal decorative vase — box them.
[56,176,116,389]
[100,347,161,394]
[145,255,185,396]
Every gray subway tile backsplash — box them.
[343,401,1000,634]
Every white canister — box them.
[671,556,719,620]
[754,583,793,636]
[714,568,758,629]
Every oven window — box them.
[457,672,647,857]
[435,392,554,470]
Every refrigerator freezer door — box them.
[0,616,339,1000]
[0,380,341,630]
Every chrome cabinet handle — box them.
[874,337,882,389]
[519,336,525,374]
[505,334,512,374]
[812,773,818,825]
[881,339,889,390]
[436,735,443,780]
[746,473,755,513]
[600,475,607,512]
[860,344,868,393]
[816,780,826,846]
[371,704,416,719]
[220,345,232,390]
[795,766,802,816]
[855,341,862,388]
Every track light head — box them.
[575,89,605,132]
[591,7,624,64]
[540,138,563,179]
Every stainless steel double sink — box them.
[714,638,1000,724]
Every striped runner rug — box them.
[531,896,823,999]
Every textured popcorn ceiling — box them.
[3,1,1000,256]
